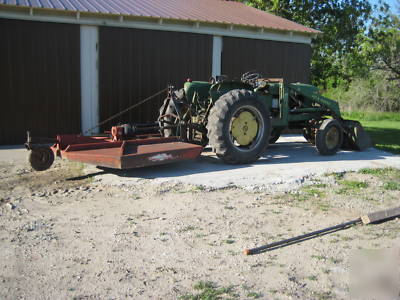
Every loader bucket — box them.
[342,120,373,151]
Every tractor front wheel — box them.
[206,89,271,164]
[315,119,343,155]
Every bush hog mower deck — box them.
[26,73,372,171]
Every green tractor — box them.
[158,72,371,164]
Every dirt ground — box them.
[0,149,399,299]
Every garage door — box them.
[222,36,311,83]
[0,19,81,145]
[99,27,212,129]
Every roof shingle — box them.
[1,0,319,34]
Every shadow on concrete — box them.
[0,145,25,150]
[78,137,392,180]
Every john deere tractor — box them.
[158,72,371,164]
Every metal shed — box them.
[0,0,319,144]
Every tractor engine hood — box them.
[184,81,212,103]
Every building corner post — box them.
[212,35,222,78]
[80,25,99,135]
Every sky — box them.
[370,0,398,11]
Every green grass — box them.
[288,184,330,211]
[307,275,318,281]
[246,292,263,299]
[311,254,326,261]
[361,121,400,154]
[359,167,400,178]
[336,180,368,195]
[179,281,237,300]
[342,111,400,122]
[178,225,197,233]
[383,181,400,191]
[358,168,400,191]
[341,180,368,189]
[326,172,345,180]
[358,167,394,176]
[295,184,327,201]
[342,111,400,154]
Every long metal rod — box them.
[244,218,361,255]
[83,87,168,135]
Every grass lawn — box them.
[342,111,400,154]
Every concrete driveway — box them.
[0,135,400,191]
[2,135,400,191]
[107,135,400,191]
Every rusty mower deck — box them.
[26,131,203,171]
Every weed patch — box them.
[179,281,237,300]
[358,168,400,191]
[178,226,197,233]
[383,181,400,191]
[336,180,368,194]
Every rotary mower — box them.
[26,72,371,171]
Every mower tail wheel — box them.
[315,119,343,155]
[28,147,55,171]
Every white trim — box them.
[0,10,312,44]
[212,36,223,77]
[80,25,99,135]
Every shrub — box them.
[323,71,400,112]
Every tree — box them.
[364,0,400,81]
[240,0,372,88]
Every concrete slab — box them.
[2,135,400,192]
[0,145,26,166]
[98,135,400,191]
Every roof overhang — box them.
[0,4,319,44]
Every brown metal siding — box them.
[99,27,212,128]
[0,19,81,145]
[222,37,312,83]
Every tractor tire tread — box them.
[206,89,271,164]
[315,119,343,155]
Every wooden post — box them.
[361,206,400,224]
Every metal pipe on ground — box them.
[244,206,400,255]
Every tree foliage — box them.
[240,0,372,88]
[239,0,400,111]
[364,1,400,81]
[324,70,400,112]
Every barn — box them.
[0,0,319,145]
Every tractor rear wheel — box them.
[315,119,343,155]
[159,99,178,137]
[158,89,186,137]
[206,89,271,164]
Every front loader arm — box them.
[288,84,341,118]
